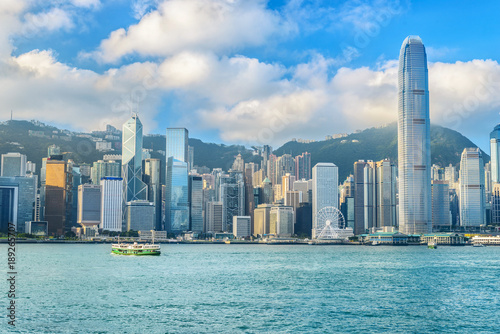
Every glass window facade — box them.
[397,36,432,234]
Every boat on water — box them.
[111,242,161,256]
[427,241,437,249]
[472,243,485,247]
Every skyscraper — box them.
[189,175,203,233]
[490,124,500,183]
[100,177,123,232]
[312,163,338,238]
[77,184,101,230]
[459,148,485,228]
[122,114,148,202]
[1,152,27,177]
[397,36,432,234]
[295,152,311,180]
[45,158,72,236]
[91,160,121,185]
[165,128,189,234]
[144,158,162,231]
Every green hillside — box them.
[274,122,489,181]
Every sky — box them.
[1,0,500,151]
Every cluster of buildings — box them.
[0,36,499,242]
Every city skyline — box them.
[1,1,500,150]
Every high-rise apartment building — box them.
[397,36,432,234]
[295,152,311,181]
[459,148,485,227]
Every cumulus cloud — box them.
[23,8,74,34]
[92,0,295,63]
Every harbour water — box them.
[2,244,499,333]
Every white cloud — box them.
[92,0,294,63]
[23,8,74,35]
[70,0,100,8]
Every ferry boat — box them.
[427,241,437,249]
[472,243,485,247]
[111,242,161,256]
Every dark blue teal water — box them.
[2,244,499,333]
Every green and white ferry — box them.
[111,242,161,256]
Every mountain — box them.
[0,120,488,181]
[0,120,259,174]
[274,122,489,181]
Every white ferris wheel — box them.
[315,206,346,239]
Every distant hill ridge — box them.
[0,120,488,181]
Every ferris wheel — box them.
[315,206,345,239]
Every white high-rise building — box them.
[312,163,338,238]
[397,36,432,234]
[490,124,500,183]
[459,148,485,228]
[100,177,123,232]
[232,216,251,238]
[122,114,148,202]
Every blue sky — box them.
[2,0,500,151]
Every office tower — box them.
[188,146,194,171]
[231,154,244,172]
[253,187,262,208]
[491,183,500,224]
[100,177,123,232]
[253,204,272,236]
[71,166,81,228]
[189,175,203,233]
[269,206,294,237]
[1,153,27,177]
[165,128,189,234]
[339,175,354,229]
[144,158,162,231]
[244,165,255,234]
[44,158,72,236]
[375,159,398,228]
[165,158,189,233]
[206,201,223,233]
[293,179,311,203]
[295,202,312,238]
[125,200,155,231]
[398,35,432,234]
[220,171,245,231]
[484,162,492,203]
[122,114,147,203]
[47,144,61,157]
[79,164,92,184]
[490,124,500,183]
[0,176,36,232]
[261,178,273,204]
[295,152,311,181]
[449,189,460,228]
[285,191,302,209]
[233,216,251,238]
[166,128,189,162]
[91,160,121,185]
[431,181,451,229]
[459,148,485,228]
[312,163,338,238]
[77,184,101,231]
[275,154,295,185]
[26,161,36,174]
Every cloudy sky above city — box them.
[1,0,500,149]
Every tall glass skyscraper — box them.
[122,114,148,202]
[312,163,338,238]
[489,124,500,183]
[397,36,432,234]
[165,128,189,233]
